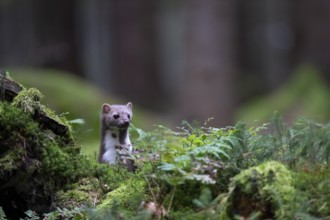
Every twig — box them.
[145,175,157,203]
[167,185,177,216]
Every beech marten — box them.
[98,102,135,171]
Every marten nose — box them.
[123,121,130,127]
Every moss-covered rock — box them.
[220,161,296,219]
[0,72,103,218]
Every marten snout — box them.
[117,120,130,128]
[117,118,130,128]
[123,120,130,127]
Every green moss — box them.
[97,179,147,212]
[0,146,25,175]
[12,88,43,114]
[0,102,41,177]
[54,178,102,209]
[220,161,296,219]
[11,87,75,144]
[293,170,330,217]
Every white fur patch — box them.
[101,129,132,164]
[102,130,119,164]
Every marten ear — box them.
[127,102,133,110]
[102,103,111,113]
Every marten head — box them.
[101,102,133,129]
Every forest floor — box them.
[1,69,330,220]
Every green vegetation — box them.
[1,71,330,219]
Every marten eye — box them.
[127,114,131,119]
[113,114,119,119]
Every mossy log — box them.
[0,68,22,101]
[0,69,72,144]
[0,70,96,218]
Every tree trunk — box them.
[76,0,113,90]
[111,0,163,110]
[295,0,330,81]
[178,0,238,126]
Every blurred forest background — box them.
[1,0,330,132]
